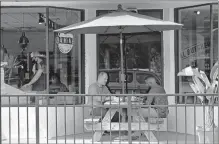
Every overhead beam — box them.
[1,1,216,10]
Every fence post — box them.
[35,96,40,144]
[127,95,132,144]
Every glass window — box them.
[49,8,83,104]
[108,71,119,83]
[136,72,161,85]
[126,72,133,83]
[136,73,147,84]
[97,10,163,92]
[1,7,84,104]
[1,7,46,91]
[212,5,218,63]
[176,4,217,104]
[100,70,133,83]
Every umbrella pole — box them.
[123,37,128,94]
[120,31,125,95]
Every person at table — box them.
[88,72,112,116]
[49,73,69,93]
[141,76,169,118]
[128,76,169,140]
[87,72,122,121]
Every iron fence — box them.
[1,93,219,144]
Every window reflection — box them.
[1,8,47,91]
[108,72,119,83]
[50,8,81,97]
[97,10,163,93]
[1,7,83,104]
[212,5,218,63]
[99,33,161,73]
[177,4,218,104]
[136,72,161,85]
[125,73,133,83]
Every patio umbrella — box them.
[54,4,183,94]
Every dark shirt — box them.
[49,83,69,94]
[32,61,46,91]
[144,85,169,118]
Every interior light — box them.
[194,11,200,15]
[38,13,45,24]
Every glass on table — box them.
[131,96,143,102]
[112,96,123,102]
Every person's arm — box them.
[88,85,103,105]
[103,87,113,102]
[145,87,165,105]
[144,95,154,105]
[60,83,69,92]
[144,88,157,105]
[25,68,43,86]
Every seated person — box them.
[129,76,169,139]
[87,72,125,122]
[136,76,169,118]
[49,73,69,94]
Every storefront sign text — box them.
[56,33,74,54]
[181,41,210,60]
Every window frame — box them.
[1,6,85,94]
[174,3,218,104]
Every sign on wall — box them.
[56,33,74,54]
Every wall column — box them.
[84,9,97,94]
[163,8,176,131]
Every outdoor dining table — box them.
[92,99,158,142]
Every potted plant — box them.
[178,61,218,143]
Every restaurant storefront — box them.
[1,1,218,137]
[1,2,217,99]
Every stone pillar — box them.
[84,9,97,93]
[163,8,176,132]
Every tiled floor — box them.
[2,131,200,144]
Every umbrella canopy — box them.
[54,4,183,94]
[99,34,160,44]
[55,6,182,34]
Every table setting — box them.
[104,96,144,105]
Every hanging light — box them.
[18,13,29,50]
[18,32,29,44]
[38,13,45,24]
[18,32,29,49]
[194,11,200,15]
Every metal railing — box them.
[1,93,219,144]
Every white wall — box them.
[84,9,97,94]
[163,8,177,132]
[1,107,89,139]
[175,106,218,135]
